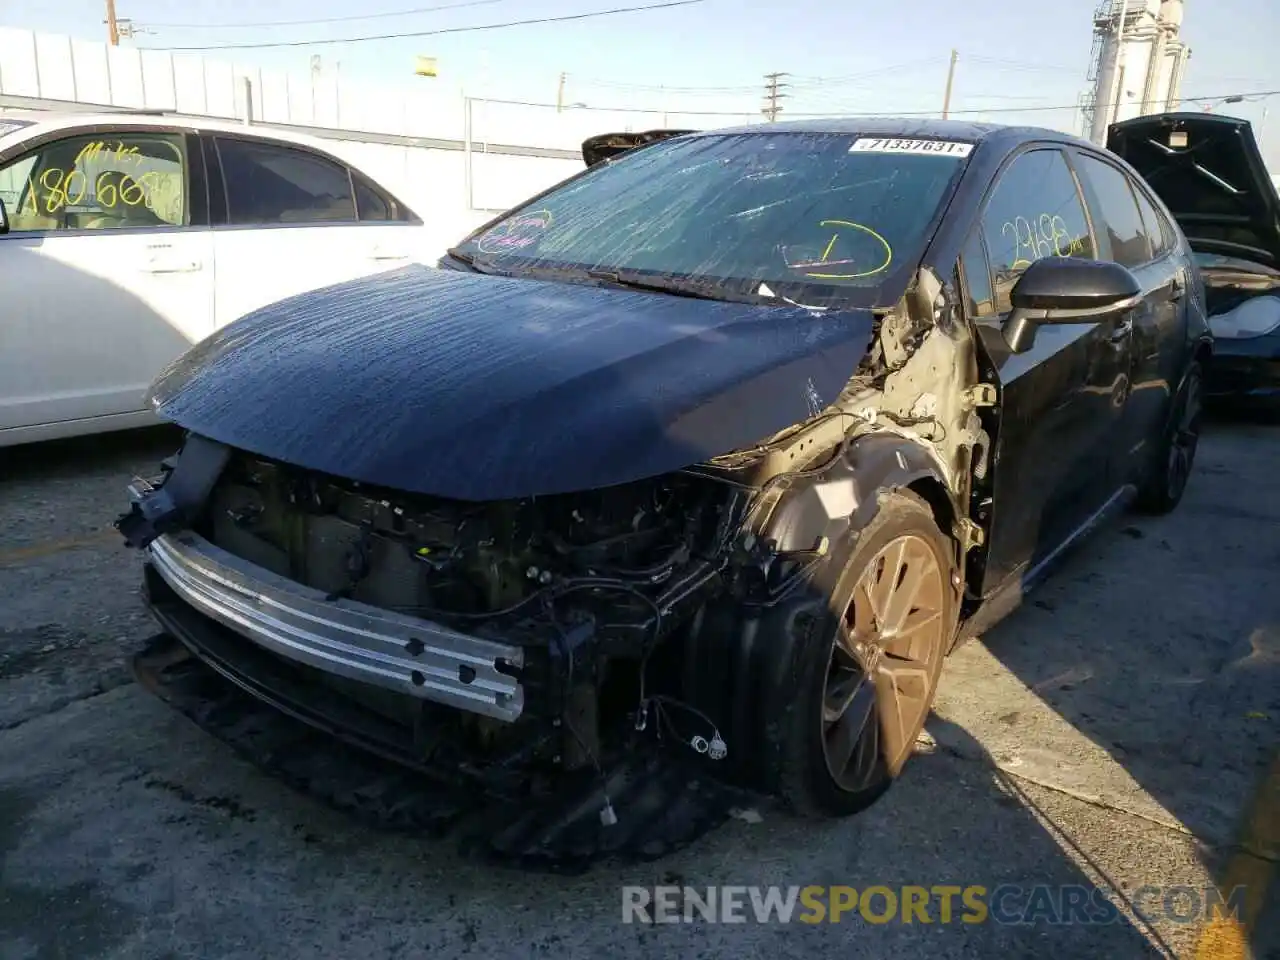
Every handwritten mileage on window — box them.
[31,167,160,214]
[74,140,143,168]
[1001,214,1086,270]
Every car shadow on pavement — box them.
[939,419,1280,960]
[0,681,1174,959]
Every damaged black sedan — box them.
[118,119,1211,864]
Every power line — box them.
[144,0,513,30]
[783,60,950,89]
[577,78,763,94]
[146,0,707,51]
[966,55,1082,73]
[572,61,947,98]
[476,88,1280,119]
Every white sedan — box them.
[0,112,430,446]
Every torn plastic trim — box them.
[115,434,229,549]
[147,530,525,722]
[133,632,745,872]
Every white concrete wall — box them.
[0,27,755,254]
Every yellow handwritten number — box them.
[119,176,146,207]
[95,172,119,209]
[39,167,87,212]
[94,172,148,208]
[1002,214,1084,266]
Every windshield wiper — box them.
[443,248,502,274]
[584,269,748,302]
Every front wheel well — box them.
[906,475,956,546]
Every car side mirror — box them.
[0,197,8,235]
[1001,258,1142,353]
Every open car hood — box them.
[147,265,876,501]
[581,129,697,167]
[1107,113,1280,268]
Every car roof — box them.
[0,110,336,152]
[686,116,1094,150]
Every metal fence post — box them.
[463,94,473,212]
[238,75,253,125]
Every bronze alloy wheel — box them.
[1166,366,1202,504]
[822,532,950,792]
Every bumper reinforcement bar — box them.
[146,530,525,721]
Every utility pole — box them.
[762,72,789,123]
[105,0,120,45]
[556,72,566,113]
[942,49,959,119]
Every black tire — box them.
[1134,361,1203,515]
[766,490,960,818]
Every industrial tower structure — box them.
[1082,0,1192,143]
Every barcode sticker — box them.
[850,138,974,157]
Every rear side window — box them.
[1131,183,1172,258]
[352,170,412,222]
[980,148,1096,313]
[1073,153,1152,267]
[215,137,355,225]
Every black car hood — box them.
[149,265,877,501]
[1108,113,1280,267]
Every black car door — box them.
[957,146,1134,595]
[1069,148,1187,486]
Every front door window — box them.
[0,132,187,232]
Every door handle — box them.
[368,247,409,261]
[1169,274,1186,301]
[1109,317,1133,343]
[144,258,203,274]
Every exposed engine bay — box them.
[196,449,753,778]
[1199,257,1280,319]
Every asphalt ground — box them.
[0,421,1276,960]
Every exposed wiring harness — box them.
[637,694,728,761]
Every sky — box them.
[7,0,1280,167]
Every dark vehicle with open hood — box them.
[1109,112,1280,411]
[580,128,696,167]
[117,118,1211,868]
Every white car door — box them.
[207,134,418,328]
[0,128,214,438]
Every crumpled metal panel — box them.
[149,265,876,500]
